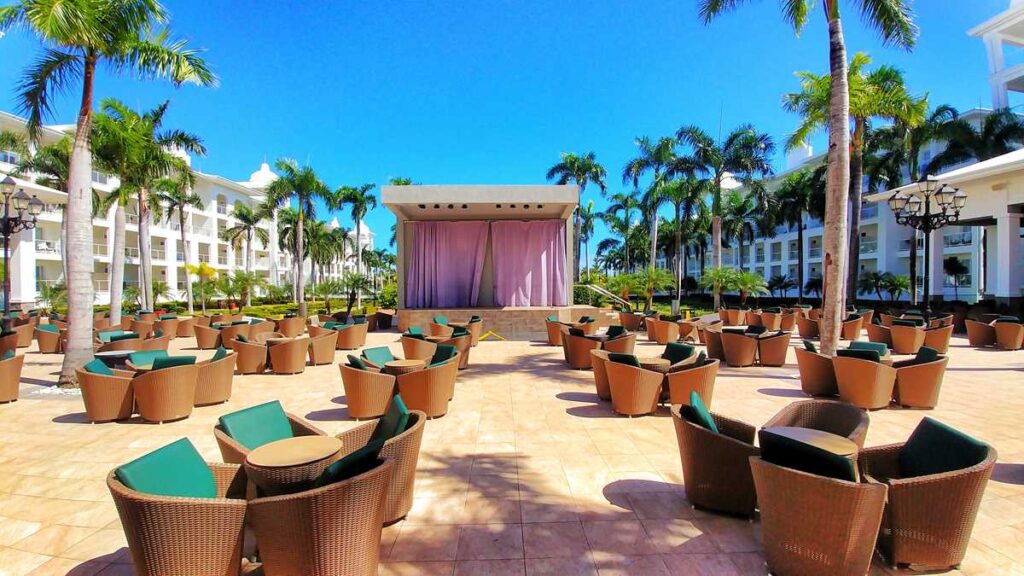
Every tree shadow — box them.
[992,463,1024,485]
[305,407,352,422]
[757,388,807,398]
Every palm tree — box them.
[578,200,599,280]
[882,273,911,304]
[676,124,775,309]
[333,184,377,307]
[623,137,678,271]
[264,159,330,316]
[931,108,1024,171]
[603,190,641,272]
[3,0,216,385]
[153,171,203,313]
[220,204,268,305]
[545,152,607,281]
[719,190,756,271]
[768,274,797,299]
[784,52,926,303]
[805,275,824,300]
[943,256,969,302]
[184,262,217,314]
[699,0,917,355]
[12,136,70,278]
[635,267,674,311]
[304,219,335,287]
[775,168,826,303]
[857,270,888,301]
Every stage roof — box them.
[381,185,578,221]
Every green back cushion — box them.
[694,352,710,366]
[152,356,196,371]
[2,349,14,361]
[153,329,164,338]
[745,325,767,335]
[995,316,1021,324]
[578,316,594,323]
[235,334,248,343]
[231,320,248,326]
[407,326,423,335]
[347,355,368,370]
[433,316,448,325]
[335,323,354,332]
[607,353,640,368]
[160,314,177,320]
[211,346,229,362]
[547,316,558,322]
[352,315,367,324]
[872,314,882,325]
[114,438,215,498]
[469,316,482,323]
[451,326,470,338]
[849,341,888,355]
[84,358,113,375]
[323,321,338,330]
[314,440,385,488]
[606,325,626,338]
[110,332,139,342]
[680,391,718,433]
[369,395,410,445]
[404,332,426,340]
[662,342,695,364]
[758,429,857,482]
[802,340,817,353]
[846,313,861,321]
[129,350,169,366]
[250,319,263,325]
[893,319,920,327]
[836,348,880,363]
[916,346,939,363]
[764,307,781,313]
[218,401,294,451]
[567,327,585,337]
[97,330,126,343]
[430,344,457,366]
[38,324,59,333]
[362,347,395,366]
[900,417,989,478]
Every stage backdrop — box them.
[490,220,568,306]
[405,221,489,308]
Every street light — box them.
[887,174,966,318]
[1,174,41,330]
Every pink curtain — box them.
[491,220,567,306]
[405,221,489,308]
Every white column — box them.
[10,227,36,306]
[928,230,945,301]
[994,214,1022,299]
[985,34,1009,109]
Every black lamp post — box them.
[1,175,44,331]
[887,175,967,318]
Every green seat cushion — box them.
[764,307,782,313]
[836,348,880,363]
[745,325,767,335]
[2,349,14,361]
[722,326,746,334]
[430,344,457,366]
[110,332,139,342]
[567,327,585,337]
[846,313,861,321]
[546,316,558,322]
[231,320,249,326]
[900,417,990,478]
[404,332,426,340]
[160,314,177,320]
[211,346,229,362]
[995,316,1021,324]
[802,340,817,353]
[235,334,248,343]
[606,325,626,338]
[693,351,709,366]
[433,316,448,326]
[872,315,882,325]
[129,350,169,367]
[362,347,395,366]
[250,318,263,325]
[758,428,857,482]
[97,330,126,343]
[469,316,482,323]
[314,439,385,488]
[84,358,113,375]
[662,342,695,364]
[407,326,423,335]
[893,319,921,327]
[849,341,888,356]
[218,401,294,451]
[578,316,594,323]
[212,323,225,329]
[369,396,410,445]
[680,391,718,433]
[323,321,338,330]
[451,326,470,338]
[352,315,367,325]
[114,438,216,499]
[607,353,640,368]
[347,355,369,370]
[37,324,59,333]
[153,329,164,338]
[152,356,196,371]
[335,323,354,332]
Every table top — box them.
[94,350,133,358]
[638,357,671,372]
[385,359,426,368]
[246,436,343,468]
[264,337,292,346]
[425,336,448,343]
[763,426,857,457]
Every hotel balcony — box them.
[861,238,878,255]
[808,247,822,260]
[93,243,109,258]
[35,239,61,257]
[899,237,924,253]
[124,247,140,262]
[944,232,973,247]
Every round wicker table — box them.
[637,357,671,373]
[244,436,343,496]
[383,359,426,376]
[762,426,859,479]
[94,350,133,368]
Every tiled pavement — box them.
[1,330,1023,575]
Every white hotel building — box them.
[0,112,374,307]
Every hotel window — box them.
[92,171,109,185]
[0,149,19,165]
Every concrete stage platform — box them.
[397,305,614,340]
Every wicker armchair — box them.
[374,310,395,330]
[138,312,158,322]
[794,347,838,397]
[97,337,142,353]
[841,316,863,340]
[671,408,758,516]
[140,334,171,351]
[590,350,612,401]
[214,412,326,464]
[704,327,724,360]
[195,354,236,406]
[307,324,333,338]
[647,318,679,345]
[12,323,33,348]
[892,355,948,409]
[995,321,1024,350]
[677,321,699,343]
[796,315,819,339]
[865,322,892,347]
[428,321,454,338]
[544,318,563,345]
[923,324,953,354]
[833,356,897,410]
[440,333,472,369]
[249,320,276,341]
[665,359,718,407]
[601,333,636,354]
[130,320,154,339]
[858,434,996,570]
[334,411,426,524]
[396,356,459,418]
[133,364,200,423]
[890,325,926,355]
[779,313,796,332]
[761,399,870,448]
[619,311,643,332]
[723,308,745,326]
[720,332,758,367]
[175,316,196,338]
[604,361,661,417]
[578,318,599,335]
[401,335,438,361]
[746,312,763,327]
[275,316,306,338]
[154,317,179,340]
[252,331,285,345]
[107,464,247,576]
[336,323,369,350]
[0,353,24,402]
[339,364,396,419]
[93,317,111,331]
[965,319,996,347]
[269,337,310,374]
[757,331,792,367]
[248,459,393,576]
[194,324,222,350]
[808,308,822,321]
[233,339,268,374]
[0,331,16,357]
[760,312,782,331]
[218,324,250,345]
[751,457,887,576]
[563,330,600,370]
[35,327,62,353]
[308,330,339,365]
[76,367,135,422]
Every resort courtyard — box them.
[0,328,1022,576]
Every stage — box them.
[397,305,612,340]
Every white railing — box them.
[176,281,188,291]
[217,205,228,215]
[900,237,924,251]
[93,243,109,257]
[126,213,138,225]
[125,247,140,261]
[860,204,878,219]
[176,253,185,262]
[218,256,229,266]
[152,249,166,261]
[198,254,211,263]
[808,247,822,259]
[861,239,878,254]
[771,251,782,262]
[35,240,61,255]
[943,232,973,247]
[94,280,109,292]
[944,276,972,288]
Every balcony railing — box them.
[93,243,109,257]
[125,247,140,261]
[944,276,972,288]
[152,249,166,261]
[899,237,924,251]
[218,256,229,266]
[808,247,822,259]
[198,254,211,263]
[176,253,185,262]
[217,204,228,215]
[35,240,61,255]
[94,280,109,292]
[943,232,973,247]
[126,213,138,225]
[860,204,879,219]
[861,239,878,254]
[771,251,783,262]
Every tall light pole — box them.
[887,175,967,318]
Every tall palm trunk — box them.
[355,220,363,308]
[797,219,805,303]
[138,188,154,310]
[245,229,253,307]
[296,210,306,316]
[59,209,68,282]
[819,9,851,356]
[110,204,126,325]
[59,55,97,386]
[908,234,919,305]
[180,212,194,314]
[573,210,582,282]
[711,215,722,309]
[845,120,865,304]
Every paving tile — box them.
[457,525,525,561]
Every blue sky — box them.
[0,0,1009,251]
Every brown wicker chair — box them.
[590,350,612,401]
[720,332,758,367]
[139,334,171,351]
[195,353,236,406]
[746,311,763,327]
[97,337,142,353]
[604,360,661,417]
[440,333,472,370]
[665,359,718,407]
[308,330,339,365]
[248,458,394,576]
[269,337,310,374]
[333,410,426,524]
[396,356,459,418]
[133,364,200,423]
[865,322,892,347]
[175,316,196,338]
[76,367,135,422]
[841,316,863,340]
[374,310,395,330]
[218,323,250,345]
[401,335,438,361]
[796,315,819,339]
[107,463,247,576]
[757,331,792,367]
[0,353,24,402]
[965,319,996,347]
[252,331,285,345]
[879,313,897,327]
[892,355,948,409]
[794,347,837,397]
[995,321,1024,350]
[563,330,600,370]
[779,313,796,332]
[751,457,887,576]
[0,331,16,357]
[307,324,334,338]
[578,319,599,335]
[890,325,926,355]
[858,310,875,325]
[35,327,62,353]
[275,316,306,338]
[215,412,326,464]
[544,318,563,345]
[194,324,222,350]
[833,356,897,410]
[12,323,33,348]
[858,435,996,570]
[130,320,154,339]
[232,339,268,374]
[761,399,870,448]
[619,311,642,332]
[760,312,782,331]
[671,407,758,516]
[704,327,725,360]
[336,323,369,350]
[93,317,111,331]
[808,308,822,321]
[339,364,396,419]
[677,321,699,343]
[647,318,679,345]
[601,333,636,354]
[138,312,158,322]
[153,317,179,340]
[249,320,276,341]
[428,321,454,338]
[724,308,745,326]
[923,324,953,354]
